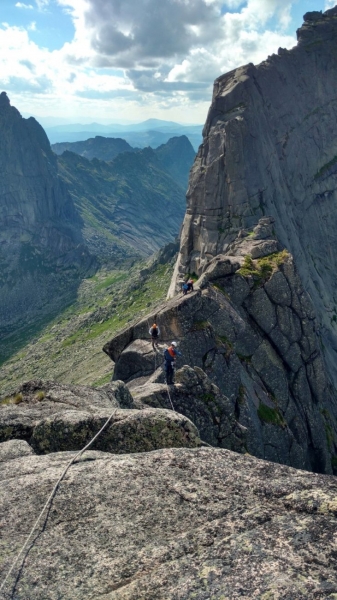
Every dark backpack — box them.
[151,326,158,338]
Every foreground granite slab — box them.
[1,446,336,599]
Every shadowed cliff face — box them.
[169,7,337,389]
[0,92,82,249]
[0,92,93,360]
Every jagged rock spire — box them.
[0,91,10,108]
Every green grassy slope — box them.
[0,255,174,396]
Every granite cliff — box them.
[169,7,337,390]
[0,92,94,360]
[104,9,337,475]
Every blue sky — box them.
[0,0,334,124]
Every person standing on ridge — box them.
[182,282,189,295]
[149,322,160,350]
[164,341,181,385]
[187,278,194,293]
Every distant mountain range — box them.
[58,137,194,260]
[0,94,195,362]
[52,134,195,190]
[46,118,202,150]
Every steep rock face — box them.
[1,446,336,599]
[0,92,83,256]
[169,8,337,390]
[0,93,93,356]
[105,224,337,474]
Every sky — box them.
[0,0,335,124]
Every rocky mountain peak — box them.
[168,7,337,392]
[0,93,93,352]
[0,90,10,107]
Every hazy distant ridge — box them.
[47,118,202,150]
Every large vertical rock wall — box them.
[169,7,337,389]
[0,93,93,357]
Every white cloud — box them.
[35,0,50,10]
[55,0,297,92]
[1,0,303,122]
[15,2,34,8]
[325,0,336,8]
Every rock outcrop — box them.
[129,365,246,451]
[104,220,337,474]
[168,8,337,398]
[1,446,336,599]
[104,9,335,474]
[0,379,201,454]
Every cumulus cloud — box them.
[58,0,297,98]
[35,0,50,10]
[15,3,34,8]
[2,0,303,121]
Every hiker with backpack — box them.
[187,278,194,292]
[149,323,160,349]
[182,282,189,295]
[164,341,181,385]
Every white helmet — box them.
[171,341,177,347]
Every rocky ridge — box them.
[58,146,187,259]
[104,217,337,474]
[51,136,136,162]
[0,379,200,455]
[168,8,337,398]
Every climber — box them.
[187,278,194,292]
[149,322,160,350]
[182,282,189,295]
[164,341,181,385]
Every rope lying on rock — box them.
[1,335,214,594]
[0,407,119,596]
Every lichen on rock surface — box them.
[1,447,337,599]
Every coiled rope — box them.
[0,407,118,596]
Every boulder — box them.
[0,380,201,454]
[131,365,246,451]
